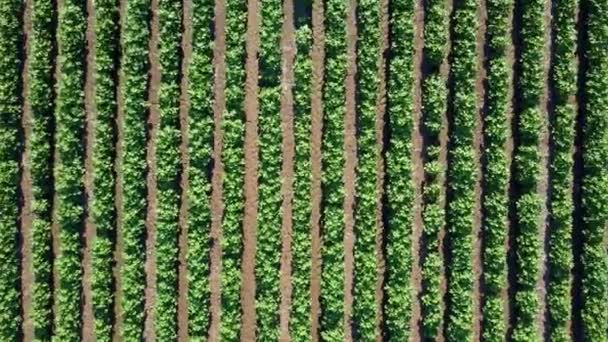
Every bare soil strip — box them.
[343,0,357,339]
[374,0,389,339]
[144,0,160,338]
[538,0,553,337]
[503,0,516,333]
[473,0,488,339]
[279,0,296,339]
[309,0,324,339]
[82,0,97,338]
[113,0,127,337]
[178,0,194,339]
[20,0,34,339]
[438,0,453,340]
[410,0,424,338]
[208,0,227,338]
[240,0,260,338]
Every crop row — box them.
[0,0,22,339]
[155,0,183,339]
[480,0,511,340]
[546,0,577,340]
[383,0,415,339]
[26,0,56,338]
[421,0,448,337]
[320,0,348,340]
[187,0,215,337]
[256,0,284,339]
[291,19,313,341]
[119,0,150,338]
[580,0,608,339]
[511,0,546,339]
[220,0,247,339]
[91,0,120,340]
[353,0,382,339]
[53,0,87,338]
[445,0,478,339]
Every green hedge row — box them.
[0,0,23,339]
[511,0,545,339]
[480,0,511,340]
[256,0,284,339]
[421,0,448,337]
[320,0,348,340]
[119,0,150,337]
[353,0,382,339]
[220,0,247,339]
[27,0,56,338]
[580,0,608,339]
[187,0,215,338]
[291,20,313,342]
[546,0,577,340]
[383,0,415,339]
[91,0,120,339]
[155,0,183,339]
[445,0,478,339]
[53,0,87,338]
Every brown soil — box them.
[82,0,97,338]
[537,0,553,338]
[373,0,389,339]
[309,0,325,339]
[410,0,425,339]
[20,0,34,339]
[343,0,357,339]
[239,0,260,339]
[473,0,488,339]
[278,0,296,340]
[207,0,227,338]
[144,0,160,338]
[177,0,194,339]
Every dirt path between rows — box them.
[473,0,488,339]
[343,0,357,340]
[208,0,227,338]
[20,0,35,339]
[240,0,260,338]
[309,0,324,339]
[373,0,389,339]
[410,0,424,339]
[177,0,194,339]
[113,0,128,337]
[144,0,160,338]
[279,0,296,339]
[82,0,97,337]
[538,0,553,337]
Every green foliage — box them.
[580,0,608,339]
[155,0,183,339]
[353,0,382,340]
[445,0,478,339]
[256,0,284,339]
[221,0,247,339]
[0,0,22,339]
[119,0,150,338]
[511,0,546,339]
[54,0,87,338]
[383,0,415,340]
[546,0,577,340]
[187,0,215,337]
[91,0,120,340]
[320,0,348,340]
[481,0,511,340]
[421,0,448,337]
[291,22,313,342]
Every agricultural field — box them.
[1,0,607,340]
